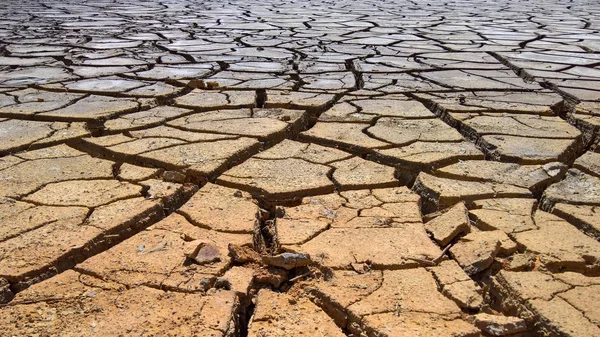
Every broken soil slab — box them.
[217,157,335,201]
[277,186,422,245]
[173,89,256,110]
[372,141,484,170]
[425,202,470,246]
[449,231,502,275]
[0,197,165,292]
[345,268,478,337]
[81,131,261,181]
[412,171,532,210]
[540,169,600,210]
[428,260,484,310]
[574,151,600,178]
[0,119,90,155]
[482,135,582,164]
[248,289,346,337]
[513,211,600,274]
[264,90,336,111]
[469,198,538,234]
[1,270,240,336]
[551,203,600,240]
[492,270,600,337]
[0,145,193,292]
[36,95,148,122]
[286,225,441,269]
[434,160,567,195]
[472,313,527,336]
[76,212,252,292]
[176,183,259,233]
[102,105,193,132]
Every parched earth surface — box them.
[1,0,600,336]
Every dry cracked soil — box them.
[1,0,600,336]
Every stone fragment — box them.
[425,202,470,246]
[472,313,527,336]
[184,241,222,265]
[262,252,312,270]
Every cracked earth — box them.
[1,0,600,336]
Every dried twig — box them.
[289,270,312,283]
[406,244,452,266]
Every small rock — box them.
[184,241,221,265]
[228,244,262,263]
[472,313,527,336]
[214,278,232,290]
[262,252,312,270]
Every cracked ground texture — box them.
[1,0,600,336]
